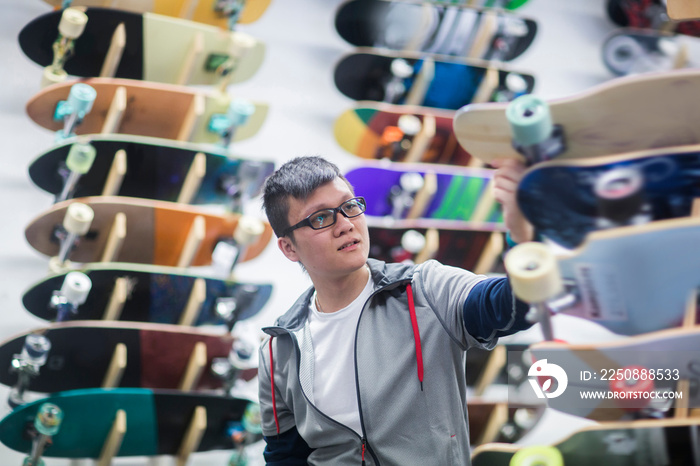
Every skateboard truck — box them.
[53,83,97,141]
[215,284,262,331]
[9,335,52,409]
[42,8,88,87]
[376,115,422,161]
[384,58,414,104]
[594,166,652,229]
[388,172,425,219]
[218,160,271,213]
[506,94,566,164]
[49,271,92,322]
[211,216,265,278]
[211,337,257,393]
[56,140,96,203]
[51,202,95,268]
[208,99,256,147]
[22,402,63,466]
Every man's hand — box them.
[491,158,534,244]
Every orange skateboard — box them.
[24,196,272,268]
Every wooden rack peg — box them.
[101,149,127,196]
[473,232,504,276]
[667,0,700,20]
[472,66,499,104]
[476,403,508,446]
[177,153,207,204]
[178,278,207,326]
[178,342,207,391]
[178,0,199,20]
[473,345,507,397]
[468,10,497,59]
[177,216,206,268]
[177,94,205,142]
[175,406,207,466]
[177,32,204,86]
[407,172,437,220]
[414,228,439,265]
[403,114,435,164]
[102,343,127,388]
[404,57,434,107]
[101,86,127,134]
[102,277,129,321]
[99,212,126,263]
[96,410,126,466]
[471,177,497,224]
[99,23,126,78]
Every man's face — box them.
[277,178,370,281]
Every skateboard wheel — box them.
[506,95,553,147]
[41,67,67,88]
[504,242,563,303]
[58,8,88,39]
[401,230,426,254]
[227,99,256,127]
[65,141,96,174]
[242,402,262,435]
[602,34,645,76]
[62,202,94,236]
[390,58,414,79]
[60,271,92,305]
[610,365,654,411]
[594,166,645,223]
[67,83,97,116]
[399,172,424,193]
[505,73,529,94]
[234,216,265,245]
[35,403,63,436]
[510,446,563,466]
[397,114,422,136]
[22,334,51,366]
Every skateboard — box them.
[606,0,700,36]
[0,388,251,459]
[28,134,274,208]
[26,78,268,144]
[468,401,545,446]
[0,321,258,395]
[333,49,535,110]
[453,69,700,165]
[471,417,699,465]
[602,28,689,76]
[368,223,505,274]
[335,0,537,62]
[526,327,700,421]
[503,217,700,336]
[20,7,265,86]
[334,102,472,165]
[345,162,504,226]
[21,263,271,328]
[24,196,273,267]
[423,0,531,9]
[516,145,700,248]
[43,0,272,27]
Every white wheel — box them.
[399,172,424,193]
[234,216,264,245]
[401,230,426,254]
[60,271,92,305]
[48,256,72,273]
[602,34,645,76]
[65,141,96,174]
[42,67,67,88]
[594,166,643,201]
[58,8,88,39]
[390,58,413,78]
[397,114,422,136]
[62,202,94,236]
[504,242,562,303]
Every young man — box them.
[259,156,533,465]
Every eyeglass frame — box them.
[282,197,367,237]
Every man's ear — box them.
[277,236,299,262]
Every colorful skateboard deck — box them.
[517,145,700,248]
[42,0,272,26]
[431,0,530,9]
[529,327,700,420]
[334,103,472,165]
[472,418,699,466]
[345,162,504,226]
[602,28,688,76]
[453,69,700,165]
[20,8,265,85]
[24,196,273,266]
[28,135,274,206]
[0,388,249,457]
[335,0,537,61]
[21,263,271,326]
[334,49,535,110]
[0,321,254,393]
[26,78,268,144]
[526,217,700,336]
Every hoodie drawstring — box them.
[269,336,280,435]
[406,284,424,391]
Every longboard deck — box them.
[453,68,700,164]
[0,321,248,392]
[29,135,274,205]
[20,8,265,85]
[24,196,273,266]
[21,263,272,325]
[26,78,268,144]
[334,49,535,110]
[0,388,249,457]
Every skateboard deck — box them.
[345,162,504,226]
[453,69,700,164]
[526,217,700,336]
[28,134,275,206]
[24,196,273,266]
[468,401,545,446]
[517,145,700,248]
[335,0,537,62]
[21,263,271,326]
[528,327,700,420]
[26,78,268,144]
[0,321,255,393]
[20,8,265,86]
[471,417,699,466]
[334,102,472,165]
[42,0,272,26]
[0,388,250,458]
[334,49,535,110]
[432,0,531,9]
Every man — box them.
[258,156,532,465]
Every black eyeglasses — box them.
[282,197,367,237]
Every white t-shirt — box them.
[308,272,375,435]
